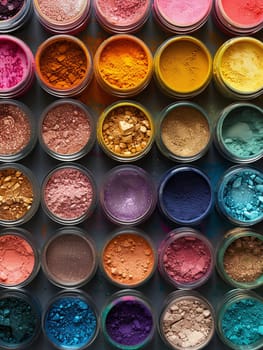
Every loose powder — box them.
[0,168,33,222]
[41,102,91,156]
[0,0,24,20]
[0,103,31,156]
[37,0,86,23]
[0,234,35,286]
[161,106,210,158]
[102,233,155,286]
[44,167,94,221]
[161,297,214,349]
[224,236,263,283]
[221,0,263,26]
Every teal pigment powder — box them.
[222,298,263,345]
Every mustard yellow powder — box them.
[221,42,263,93]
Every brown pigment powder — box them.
[224,236,263,283]
[102,233,155,286]
[161,106,210,157]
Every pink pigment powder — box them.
[0,234,35,286]
[221,0,263,26]
[37,0,86,23]
[44,167,94,220]
[163,236,212,284]
[156,0,211,26]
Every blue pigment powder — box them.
[222,298,263,346]
[44,295,97,349]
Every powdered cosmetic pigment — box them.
[0,0,24,20]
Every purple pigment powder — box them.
[0,0,24,20]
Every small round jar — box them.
[0,228,39,289]
[216,166,263,226]
[0,163,40,226]
[156,102,211,162]
[158,166,213,225]
[94,35,153,97]
[33,0,91,34]
[213,0,263,36]
[0,290,41,349]
[159,290,215,350]
[41,227,97,288]
[154,36,212,99]
[0,35,34,98]
[0,100,37,162]
[153,0,212,34]
[100,165,156,225]
[39,99,96,161]
[100,227,157,288]
[216,289,263,350]
[216,227,263,289]
[158,228,214,289]
[0,0,32,33]
[35,35,93,97]
[214,103,263,164]
[97,101,154,162]
[41,163,96,225]
[101,290,155,350]
[213,37,263,100]
[94,0,151,33]
[43,290,99,350]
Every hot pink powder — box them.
[221,0,263,26]
[156,0,211,26]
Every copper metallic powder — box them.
[0,103,31,156]
[161,106,210,157]
[102,233,155,286]
[223,236,263,283]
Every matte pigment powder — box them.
[0,0,24,20]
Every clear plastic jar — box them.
[38,99,96,161]
[100,227,157,288]
[41,226,98,288]
[94,34,153,97]
[33,0,91,34]
[155,101,212,162]
[41,163,97,225]
[158,228,214,289]
[158,166,213,225]
[101,289,155,350]
[159,290,215,350]
[43,290,99,350]
[216,227,263,289]
[0,0,32,33]
[153,0,212,34]
[97,100,155,162]
[0,227,40,289]
[0,35,34,98]
[100,165,156,225]
[0,163,40,226]
[213,0,263,36]
[154,36,212,98]
[216,289,263,350]
[93,0,151,33]
[0,99,37,162]
[216,166,263,226]
[213,37,263,100]
[214,103,263,164]
[35,35,93,97]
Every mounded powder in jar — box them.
[0,0,25,20]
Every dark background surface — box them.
[3,3,263,349]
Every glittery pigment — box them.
[0,0,24,21]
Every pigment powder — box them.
[41,102,92,157]
[43,167,94,221]
[0,168,34,222]
[104,296,153,346]
[44,295,97,348]
[221,0,263,26]
[161,105,210,158]
[223,236,263,283]
[102,232,155,286]
[221,298,263,346]
[0,233,35,286]
[0,102,31,156]
[0,0,24,20]
[0,294,40,347]
[161,295,214,349]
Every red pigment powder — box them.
[221,0,263,26]
[163,236,212,284]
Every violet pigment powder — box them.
[0,0,24,21]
